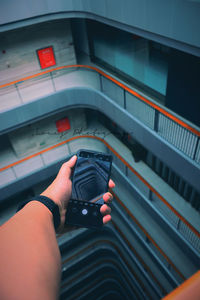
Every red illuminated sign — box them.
[56,117,71,133]
[37,46,56,69]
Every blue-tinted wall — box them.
[1,0,200,56]
[88,21,168,96]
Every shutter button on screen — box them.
[82,208,88,215]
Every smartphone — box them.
[65,149,112,229]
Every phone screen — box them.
[71,150,112,203]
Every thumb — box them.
[57,155,77,180]
[66,155,77,168]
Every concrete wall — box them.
[8,109,86,158]
[0,19,76,84]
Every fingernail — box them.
[70,155,77,161]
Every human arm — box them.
[0,155,114,300]
[0,200,61,300]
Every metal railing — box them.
[0,64,199,165]
[0,134,199,250]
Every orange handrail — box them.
[1,134,199,239]
[0,64,200,137]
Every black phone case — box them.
[65,150,112,229]
[65,199,103,229]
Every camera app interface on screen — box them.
[71,151,111,203]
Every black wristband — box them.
[17,195,61,230]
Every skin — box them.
[0,155,115,300]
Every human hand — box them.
[100,179,115,224]
[41,155,115,231]
[41,155,77,229]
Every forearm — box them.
[0,201,61,300]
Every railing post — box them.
[50,72,56,92]
[154,109,159,132]
[177,219,181,231]
[125,165,128,177]
[149,190,153,201]
[192,136,199,162]
[15,83,23,103]
[99,73,103,92]
[124,89,126,109]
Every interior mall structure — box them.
[0,1,200,299]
